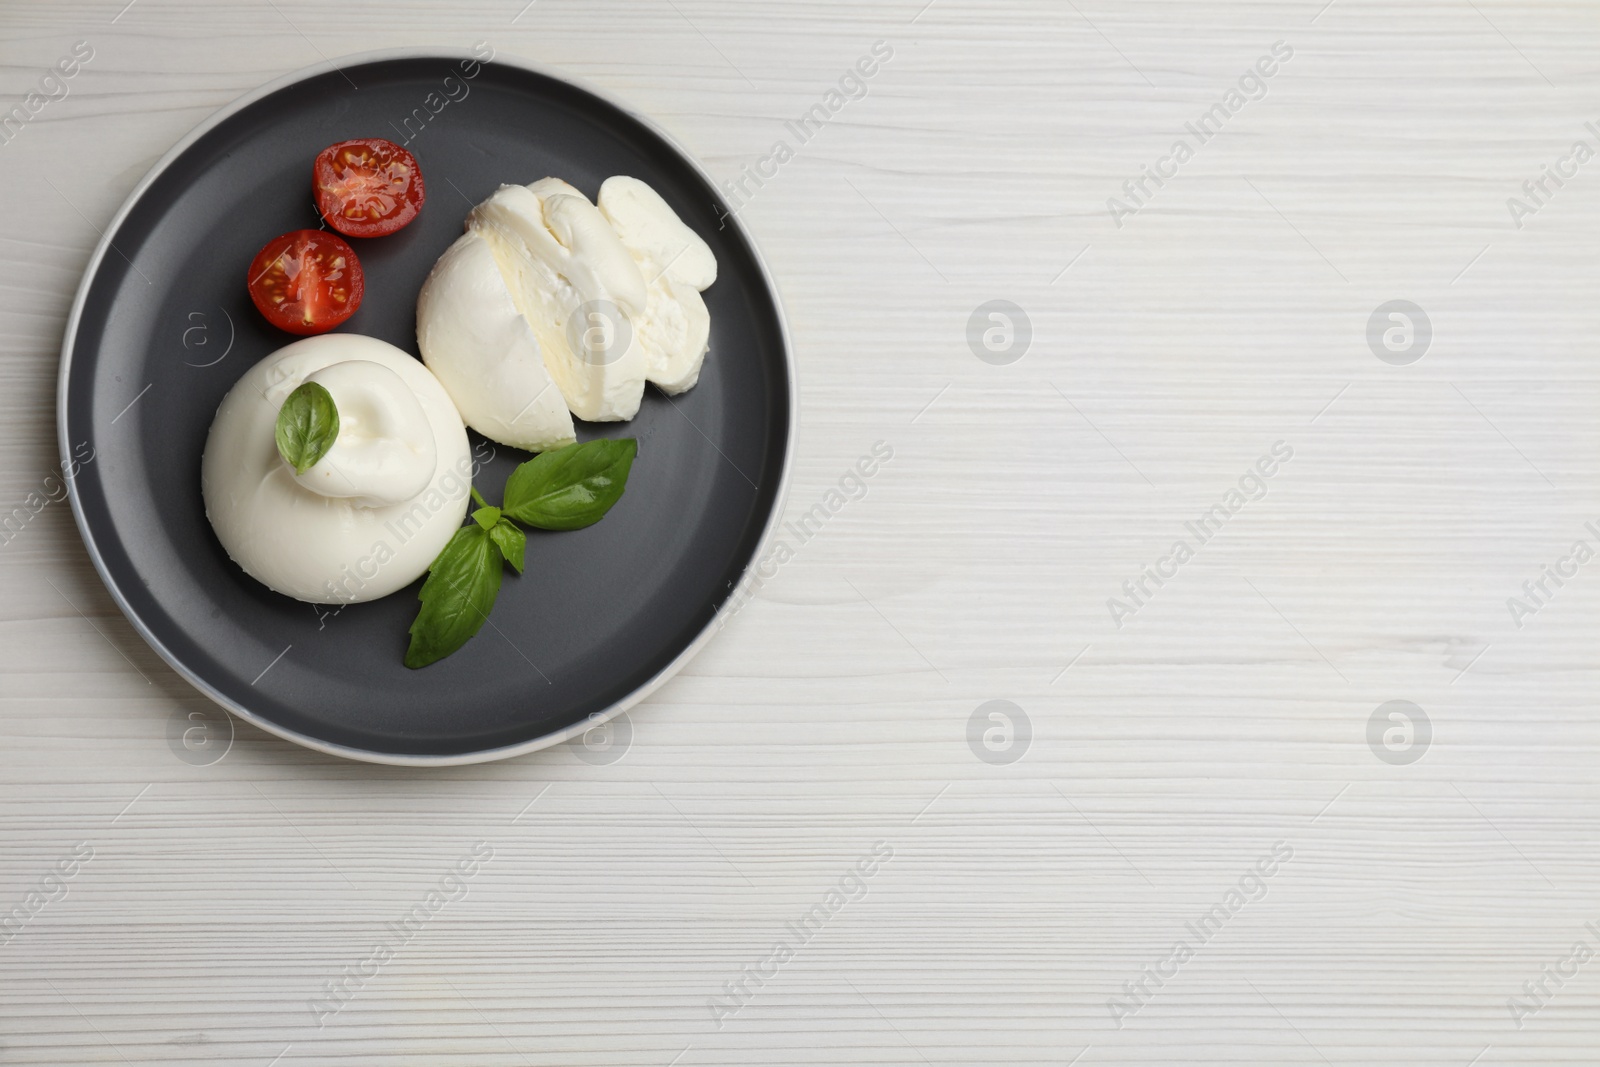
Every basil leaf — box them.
[403,524,504,669]
[489,518,526,574]
[274,381,340,475]
[472,505,501,531]
[502,438,637,530]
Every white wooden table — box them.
[3,0,1599,1063]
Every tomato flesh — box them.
[313,138,425,238]
[246,229,364,335]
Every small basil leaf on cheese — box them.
[274,381,340,475]
[502,438,637,531]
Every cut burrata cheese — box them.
[416,227,576,453]
[201,334,472,605]
[470,181,648,422]
[598,175,717,394]
[416,174,718,443]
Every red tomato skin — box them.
[246,229,364,336]
[312,138,426,238]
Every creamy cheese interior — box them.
[471,181,649,422]
[201,334,472,604]
[416,175,718,446]
[598,176,717,395]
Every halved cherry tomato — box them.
[246,229,364,335]
[312,138,426,238]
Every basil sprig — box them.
[403,438,635,669]
[275,381,340,475]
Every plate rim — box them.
[55,46,797,766]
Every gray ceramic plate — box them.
[57,49,793,764]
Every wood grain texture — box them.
[3,0,1600,1063]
